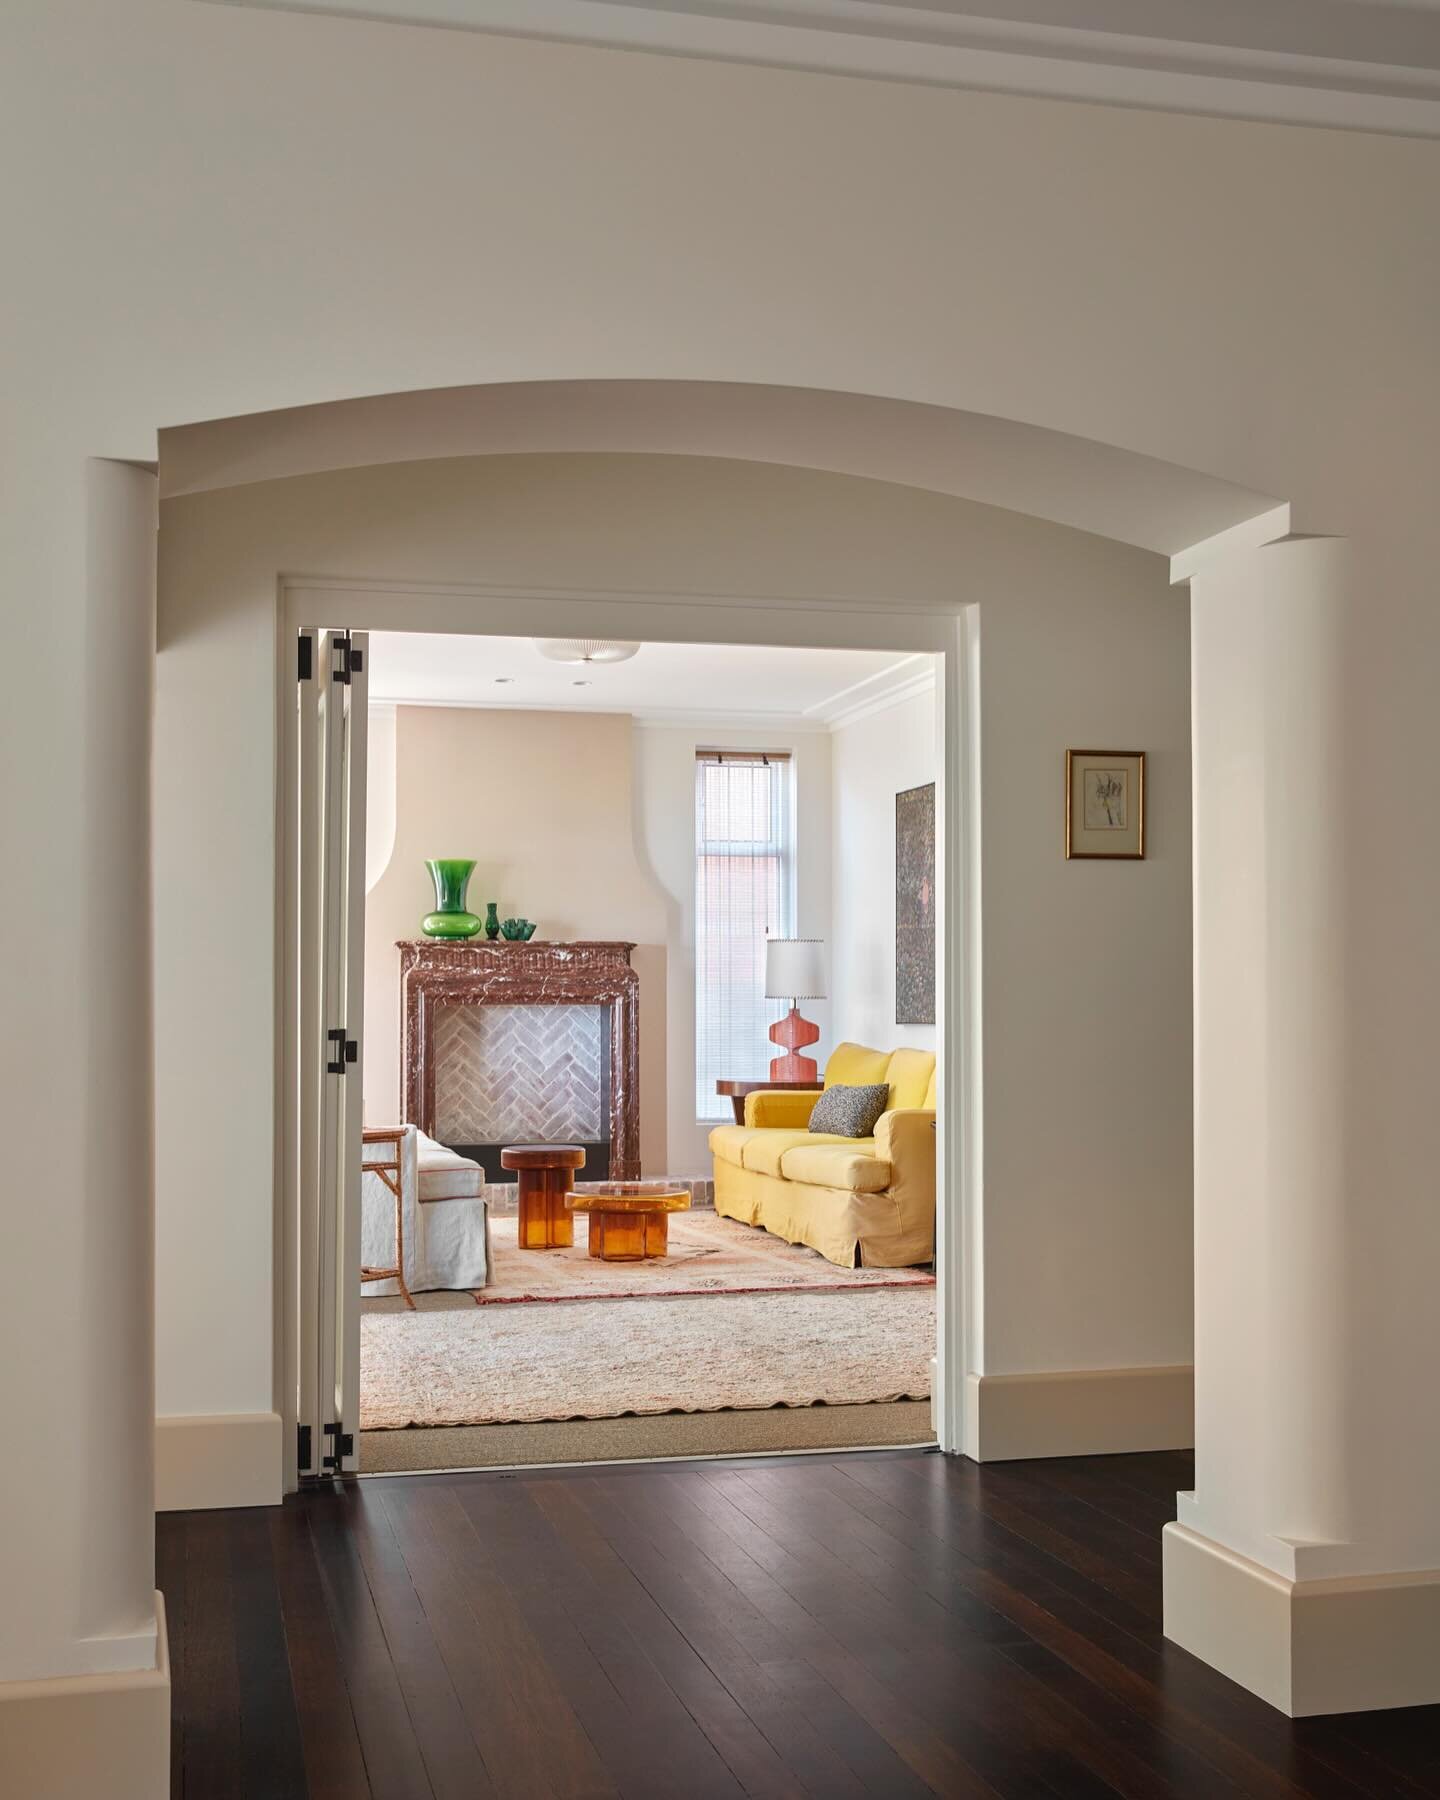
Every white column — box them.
[0,461,168,1796]
[1166,534,1440,1717]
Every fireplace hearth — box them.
[399,940,639,1180]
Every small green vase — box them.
[421,859,483,939]
[484,902,501,940]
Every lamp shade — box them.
[765,938,826,1000]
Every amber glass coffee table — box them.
[566,1182,690,1262]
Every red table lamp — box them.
[764,938,827,1082]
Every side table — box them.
[500,1143,587,1249]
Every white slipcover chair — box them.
[361,1126,490,1295]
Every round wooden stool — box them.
[500,1143,586,1250]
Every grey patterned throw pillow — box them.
[808,1083,890,1138]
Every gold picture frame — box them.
[1066,749,1146,860]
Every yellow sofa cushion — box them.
[824,1042,892,1089]
[708,1124,756,1169]
[741,1129,871,1178]
[924,1067,937,1110]
[744,1090,821,1128]
[885,1047,936,1112]
[779,1142,891,1193]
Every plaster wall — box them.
[154,450,1190,1435]
[830,685,940,1057]
[6,0,1440,1694]
[362,704,670,1172]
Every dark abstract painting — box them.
[895,782,936,1025]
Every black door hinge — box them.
[330,632,363,685]
[297,1422,312,1470]
[322,1421,353,1471]
[297,634,314,682]
[326,1028,358,1075]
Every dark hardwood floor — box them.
[158,1449,1440,1798]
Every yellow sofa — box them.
[709,1042,936,1267]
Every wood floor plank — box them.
[159,1451,1440,1800]
[227,1509,308,1800]
[305,1490,437,1799]
[268,1507,373,1800]
[714,1463,1147,1800]
[521,1477,799,1799]
[559,1473,875,1797]
[678,1466,1021,1797]
[450,1474,751,1800]
[339,1484,497,1800]
[378,1480,596,1799]
[181,1511,244,1800]
[760,1463,1240,1800]
[636,1471,955,1796]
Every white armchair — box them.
[361,1125,490,1298]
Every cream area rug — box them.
[473,1209,935,1305]
[360,1288,934,1430]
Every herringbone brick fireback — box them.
[433,1003,606,1143]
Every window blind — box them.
[695,752,794,1121]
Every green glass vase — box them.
[421,859,483,939]
[484,902,501,940]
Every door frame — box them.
[276,576,978,1489]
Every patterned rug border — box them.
[467,1272,935,1307]
[362,1395,932,1431]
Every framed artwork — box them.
[1066,750,1145,859]
[895,782,936,1024]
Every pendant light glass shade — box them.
[534,638,641,665]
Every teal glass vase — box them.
[421,859,483,939]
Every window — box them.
[695,751,794,1120]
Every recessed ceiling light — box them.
[572,679,591,687]
[494,676,514,685]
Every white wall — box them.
[635,723,833,1174]
[831,685,939,1055]
[363,703,670,1171]
[978,565,1194,1374]
[364,702,397,895]
[9,0,1440,1699]
[154,448,1191,1447]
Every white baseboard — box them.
[1164,1522,1440,1716]
[0,1593,169,1799]
[156,1411,284,1511]
[965,1365,1193,1461]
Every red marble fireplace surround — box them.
[399,940,639,1179]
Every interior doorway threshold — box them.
[359,1399,934,1475]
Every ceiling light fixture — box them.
[534,638,641,665]
[494,676,515,685]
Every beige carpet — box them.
[471,1210,934,1304]
[360,1287,934,1429]
[360,1401,935,1471]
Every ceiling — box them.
[205,1,1440,136]
[367,632,929,727]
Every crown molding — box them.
[371,690,931,730]
[373,693,835,730]
[207,1,1440,139]
[814,657,937,728]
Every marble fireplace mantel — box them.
[398,940,639,1179]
